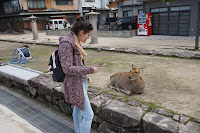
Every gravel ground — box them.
[1,41,200,120]
[85,50,200,119]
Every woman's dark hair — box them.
[71,17,93,35]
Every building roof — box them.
[137,0,158,2]
[20,11,79,16]
[108,0,122,8]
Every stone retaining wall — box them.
[46,29,137,38]
[0,73,200,133]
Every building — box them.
[81,0,117,26]
[109,0,143,18]
[137,0,200,36]
[0,0,79,33]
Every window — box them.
[123,10,132,17]
[56,0,73,5]
[85,0,95,2]
[170,6,190,11]
[3,0,20,14]
[151,8,168,13]
[67,14,76,25]
[59,21,62,24]
[29,0,45,9]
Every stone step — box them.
[0,64,42,85]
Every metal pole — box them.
[195,3,200,49]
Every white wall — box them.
[82,0,110,9]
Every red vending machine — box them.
[137,13,152,36]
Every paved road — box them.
[0,85,74,133]
[0,32,199,57]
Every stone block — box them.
[0,75,3,82]
[90,95,112,115]
[173,114,180,121]
[58,100,72,114]
[88,88,101,95]
[52,98,59,105]
[13,81,25,90]
[179,122,200,133]
[143,112,184,133]
[2,77,13,88]
[141,104,149,111]
[24,85,30,92]
[98,121,118,133]
[29,86,37,97]
[53,86,64,100]
[93,115,103,124]
[87,88,101,99]
[116,97,126,102]
[194,118,200,123]
[100,100,143,127]
[127,100,141,107]
[180,115,190,124]
[153,108,173,117]
[37,96,48,104]
[28,75,43,88]
[45,95,52,103]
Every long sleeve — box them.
[58,39,94,76]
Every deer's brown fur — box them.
[108,65,145,95]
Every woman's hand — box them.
[87,76,91,84]
[93,67,98,74]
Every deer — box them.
[108,64,145,95]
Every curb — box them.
[1,39,200,59]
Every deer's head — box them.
[128,64,144,80]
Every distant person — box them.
[58,17,98,133]
[46,23,49,30]
[63,21,67,29]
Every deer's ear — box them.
[140,67,145,72]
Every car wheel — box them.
[128,25,132,30]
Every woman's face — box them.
[78,30,93,43]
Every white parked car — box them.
[49,19,70,30]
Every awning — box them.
[120,3,142,7]
[50,15,66,17]
[108,0,122,8]
[137,0,158,2]
[19,11,80,16]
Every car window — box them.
[54,21,58,24]
[59,21,62,24]
[49,21,53,24]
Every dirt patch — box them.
[0,41,200,119]
[85,50,200,119]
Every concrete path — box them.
[0,85,74,133]
[0,103,43,133]
[0,32,200,59]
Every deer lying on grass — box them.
[108,64,145,95]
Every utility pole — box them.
[195,2,200,50]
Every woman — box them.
[58,17,98,133]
